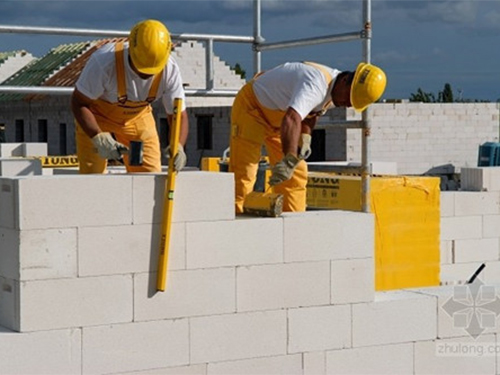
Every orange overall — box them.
[76,41,163,173]
[229,63,333,213]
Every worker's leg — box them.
[75,122,107,174]
[230,135,262,213]
[229,85,265,214]
[265,133,308,212]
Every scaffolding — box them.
[0,0,374,212]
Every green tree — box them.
[438,83,454,103]
[233,63,246,79]
[409,88,436,103]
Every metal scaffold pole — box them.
[361,0,372,213]
[253,0,262,75]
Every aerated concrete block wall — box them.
[440,167,500,286]
[0,171,498,374]
[347,103,500,175]
[2,102,498,175]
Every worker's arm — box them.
[167,109,189,147]
[301,115,318,135]
[298,115,318,160]
[269,107,302,186]
[165,110,189,171]
[71,88,102,138]
[71,88,127,160]
[280,107,303,156]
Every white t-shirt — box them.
[252,62,340,120]
[75,42,186,114]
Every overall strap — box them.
[114,41,127,104]
[146,72,163,103]
[251,70,265,82]
[303,61,333,85]
[303,61,334,118]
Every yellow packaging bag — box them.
[307,173,440,291]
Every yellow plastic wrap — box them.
[201,157,222,172]
[307,173,440,291]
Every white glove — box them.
[269,153,301,186]
[163,144,187,172]
[298,133,312,160]
[91,132,128,160]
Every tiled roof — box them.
[0,37,245,102]
[27,38,125,101]
[0,51,21,65]
[0,41,97,101]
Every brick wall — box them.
[0,101,499,175]
[347,103,500,174]
[0,171,498,374]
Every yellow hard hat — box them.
[350,62,387,112]
[129,19,171,75]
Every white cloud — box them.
[373,50,419,64]
[484,10,500,27]
[410,0,478,24]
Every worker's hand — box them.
[298,133,312,160]
[163,144,187,172]
[91,132,128,160]
[269,153,301,186]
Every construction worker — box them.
[71,19,189,173]
[229,61,386,213]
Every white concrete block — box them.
[483,261,500,284]
[236,262,330,312]
[326,343,414,374]
[482,214,500,238]
[133,268,235,321]
[207,354,302,375]
[331,258,374,304]
[114,364,207,375]
[17,228,77,281]
[0,143,23,157]
[21,142,47,156]
[440,191,455,217]
[461,167,500,192]
[17,275,133,332]
[0,158,42,176]
[461,167,485,192]
[0,178,16,228]
[454,192,500,216]
[441,216,482,241]
[115,364,207,375]
[441,240,453,265]
[186,217,283,269]
[415,336,496,374]
[0,326,81,374]
[15,175,133,229]
[0,276,18,330]
[190,311,287,363]
[408,286,500,340]
[283,210,374,262]
[454,238,499,263]
[82,320,189,374]
[0,228,19,279]
[303,351,326,375]
[440,263,483,286]
[288,305,351,353]
[78,223,185,277]
[352,290,437,347]
[131,172,234,224]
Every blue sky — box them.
[1,0,499,102]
